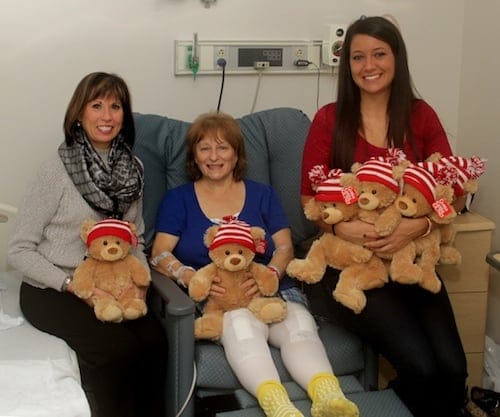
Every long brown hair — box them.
[333,16,419,171]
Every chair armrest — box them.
[150,270,195,316]
[149,270,196,417]
[487,252,500,271]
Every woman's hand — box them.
[239,271,259,298]
[207,275,225,297]
[207,271,259,298]
[335,217,428,255]
[334,219,377,246]
[362,218,427,255]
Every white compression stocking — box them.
[220,308,280,396]
[268,302,333,390]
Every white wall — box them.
[3,0,500,357]
[1,0,465,208]
[458,1,500,343]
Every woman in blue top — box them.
[151,111,359,417]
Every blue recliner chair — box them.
[133,108,412,417]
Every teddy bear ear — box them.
[250,226,266,241]
[463,179,479,194]
[304,198,322,221]
[80,219,97,241]
[435,184,455,204]
[351,162,362,174]
[339,172,359,189]
[392,162,408,180]
[426,152,442,163]
[128,222,138,235]
[204,225,220,247]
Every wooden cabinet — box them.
[379,211,495,389]
[437,211,495,388]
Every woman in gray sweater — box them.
[8,72,167,417]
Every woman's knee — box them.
[220,308,269,346]
[269,302,319,345]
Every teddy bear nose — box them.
[230,257,241,266]
[398,200,409,211]
[108,247,119,255]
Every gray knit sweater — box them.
[8,152,147,291]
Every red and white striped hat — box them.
[355,159,400,194]
[209,218,256,252]
[402,165,438,206]
[438,156,486,196]
[86,219,138,247]
[308,165,355,203]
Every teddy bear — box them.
[286,165,388,314]
[393,163,459,292]
[71,219,151,323]
[340,154,408,237]
[417,154,486,265]
[188,218,287,340]
[339,154,427,285]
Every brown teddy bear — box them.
[286,165,387,314]
[340,155,408,236]
[417,154,486,266]
[339,155,427,286]
[72,219,151,323]
[393,163,459,292]
[188,218,287,341]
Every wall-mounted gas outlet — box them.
[322,24,347,66]
[174,40,327,75]
[215,46,227,68]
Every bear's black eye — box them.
[371,190,377,195]
[115,240,121,245]
[238,249,243,255]
[225,250,230,256]
[103,240,108,246]
[412,198,417,204]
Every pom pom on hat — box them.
[374,148,407,166]
[420,156,486,196]
[209,217,257,252]
[86,219,138,247]
[355,159,400,193]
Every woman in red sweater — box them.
[301,16,467,417]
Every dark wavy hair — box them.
[333,15,419,171]
[185,111,247,181]
[63,72,135,147]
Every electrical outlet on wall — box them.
[322,24,347,66]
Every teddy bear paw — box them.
[249,297,287,324]
[194,316,223,340]
[390,263,423,285]
[122,299,148,320]
[286,260,325,283]
[419,274,442,294]
[439,246,462,265]
[333,290,367,314]
[94,300,124,323]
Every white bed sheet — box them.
[0,271,91,417]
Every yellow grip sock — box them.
[256,380,304,417]
[307,372,360,417]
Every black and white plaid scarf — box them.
[58,128,144,219]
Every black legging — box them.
[305,267,468,417]
[20,282,167,417]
